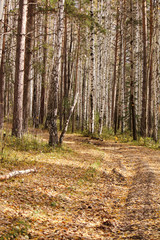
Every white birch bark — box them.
[59,92,79,144]
[48,0,64,146]
[90,0,95,134]
[0,0,5,20]
[98,0,106,135]
[0,169,37,181]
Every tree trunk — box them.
[0,0,5,20]
[59,93,79,144]
[23,0,35,132]
[12,0,28,138]
[40,0,48,125]
[147,0,153,137]
[111,6,119,126]
[0,3,7,129]
[130,0,137,140]
[48,0,64,146]
[140,0,147,137]
[90,0,95,134]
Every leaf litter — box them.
[0,130,160,239]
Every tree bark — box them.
[147,0,153,137]
[0,0,5,20]
[0,3,7,129]
[130,0,137,140]
[48,0,64,146]
[90,0,95,134]
[12,0,28,138]
[23,0,35,132]
[40,0,48,125]
[140,0,147,137]
[59,92,79,144]
[111,6,119,126]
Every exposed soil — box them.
[0,132,159,239]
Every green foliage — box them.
[101,127,160,150]
[65,0,105,34]
[2,134,53,153]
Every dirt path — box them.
[0,132,160,239]
[89,138,160,239]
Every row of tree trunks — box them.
[0,0,159,144]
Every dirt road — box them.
[0,133,159,239]
[81,138,160,239]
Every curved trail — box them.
[89,139,160,239]
[65,135,160,239]
[0,131,159,239]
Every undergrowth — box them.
[102,128,160,150]
[0,133,52,153]
[82,128,160,150]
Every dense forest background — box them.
[0,0,159,146]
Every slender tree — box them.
[140,0,147,137]
[130,0,137,140]
[47,0,64,146]
[12,0,28,137]
[90,0,95,134]
[23,0,36,132]
[0,3,7,129]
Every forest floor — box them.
[0,128,160,239]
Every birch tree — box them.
[90,0,95,134]
[47,0,64,146]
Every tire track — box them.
[91,140,160,239]
[116,152,160,240]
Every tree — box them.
[140,0,147,137]
[40,0,48,125]
[0,0,5,20]
[47,0,65,146]
[129,0,137,140]
[12,0,28,137]
[0,2,7,129]
[23,0,36,132]
[90,0,95,134]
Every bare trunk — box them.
[147,0,153,137]
[111,6,119,125]
[48,0,64,146]
[90,0,95,134]
[40,0,48,125]
[0,3,7,129]
[140,0,147,137]
[130,0,137,140]
[59,93,79,144]
[23,0,35,132]
[12,0,28,138]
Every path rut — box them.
[85,139,160,239]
